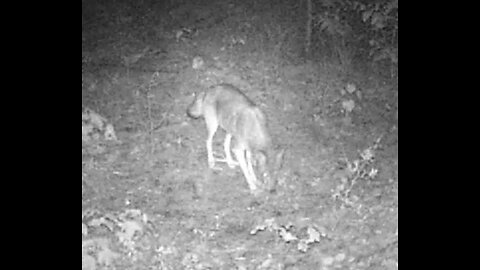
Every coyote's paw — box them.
[226,158,238,169]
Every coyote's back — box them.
[187,84,270,151]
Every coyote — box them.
[187,84,283,194]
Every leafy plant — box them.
[308,0,398,76]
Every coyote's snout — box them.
[187,84,282,194]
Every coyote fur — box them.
[187,83,282,193]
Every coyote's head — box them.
[257,147,285,192]
[186,92,205,119]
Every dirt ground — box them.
[82,1,398,269]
